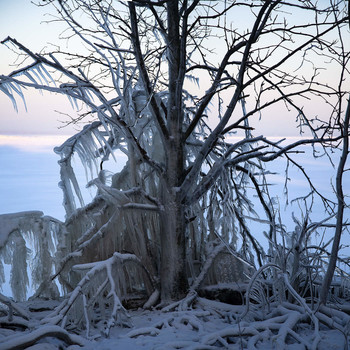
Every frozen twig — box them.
[239,263,281,321]
[202,309,312,349]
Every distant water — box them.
[0,144,66,221]
[0,135,348,230]
[0,134,117,222]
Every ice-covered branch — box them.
[88,178,163,211]
[44,252,144,335]
[129,2,169,141]
[0,325,89,350]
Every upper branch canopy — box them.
[1,0,349,204]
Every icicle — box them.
[0,257,5,287]
[38,64,56,86]
[0,83,18,112]
[58,160,78,215]
[8,81,27,112]
[10,233,29,301]
[23,70,37,85]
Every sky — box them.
[0,0,79,137]
[1,0,348,141]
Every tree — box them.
[0,0,349,337]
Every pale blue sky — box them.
[0,0,78,136]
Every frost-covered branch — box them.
[320,97,350,304]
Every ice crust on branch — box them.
[0,212,65,301]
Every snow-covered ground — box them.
[0,297,348,349]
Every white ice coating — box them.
[0,211,65,301]
[54,122,106,216]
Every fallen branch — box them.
[0,292,30,321]
[161,243,228,313]
[125,310,210,340]
[0,316,29,330]
[0,325,89,350]
[161,290,197,312]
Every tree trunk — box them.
[158,0,189,303]
[159,185,188,302]
[129,0,189,302]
